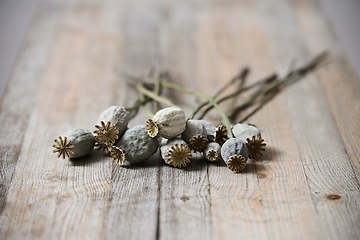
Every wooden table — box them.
[1,0,359,239]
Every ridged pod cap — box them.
[160,139,192,168]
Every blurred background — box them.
[0,0,359,99]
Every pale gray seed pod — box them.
[181,119,207,142]
[61,129,95,158]
[97,106,130,137]
[203,142,222,162]
[116,125,159,165]
[181,119,208,152]
[232,123,261,142]
[160,139,192,168]
[152,107,186,139]
[221,138,248,172]
[198,120,216,141]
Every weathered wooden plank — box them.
[0,0,359,240]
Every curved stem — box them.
[161,81,233,138]
[136,83,178,108]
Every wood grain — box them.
[1,0,359,239]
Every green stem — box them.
[161,81,233,138]
[136,83,178,108]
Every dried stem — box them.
[229,51,328,122]
[161,81,234,138]
[191,67,249,119]
[196,73,278,119]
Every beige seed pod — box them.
[151,107,186,139]
[160,139,192,168]
[203,142,222,162]
[53,129,95,159]
[97,106,130,137]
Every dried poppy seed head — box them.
[52,136,74,159]
[203,142,222,162]
[168,143,192,168]
[152,107,186,139]
[145,118,159,138]
[207,150,218,161]
[227,155,247,172]
[232,123,261,142]
[188,134,208,152]
[110,146,125,166]
[214,125,229,145]
[116,125,159,164]
[221,138,248,172]
[53,129,95,159]
[181,119,207,142]
[97,106,129,136]
[246,136,266,159]
[198,120,216,141]
[94,121,119,146]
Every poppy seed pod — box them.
[181,119,208,152]
[198,120,216,141]
[221,138,248,172]
[150,107,186,139]
[160,139,192,168]
[116,125,159,165]
[232,123,261,142]
[203,142,222,162]
[53,129,95,159]
[97,106,130,137]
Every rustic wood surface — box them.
[1,0,360,239]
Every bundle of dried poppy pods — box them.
[52,105,266,173]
